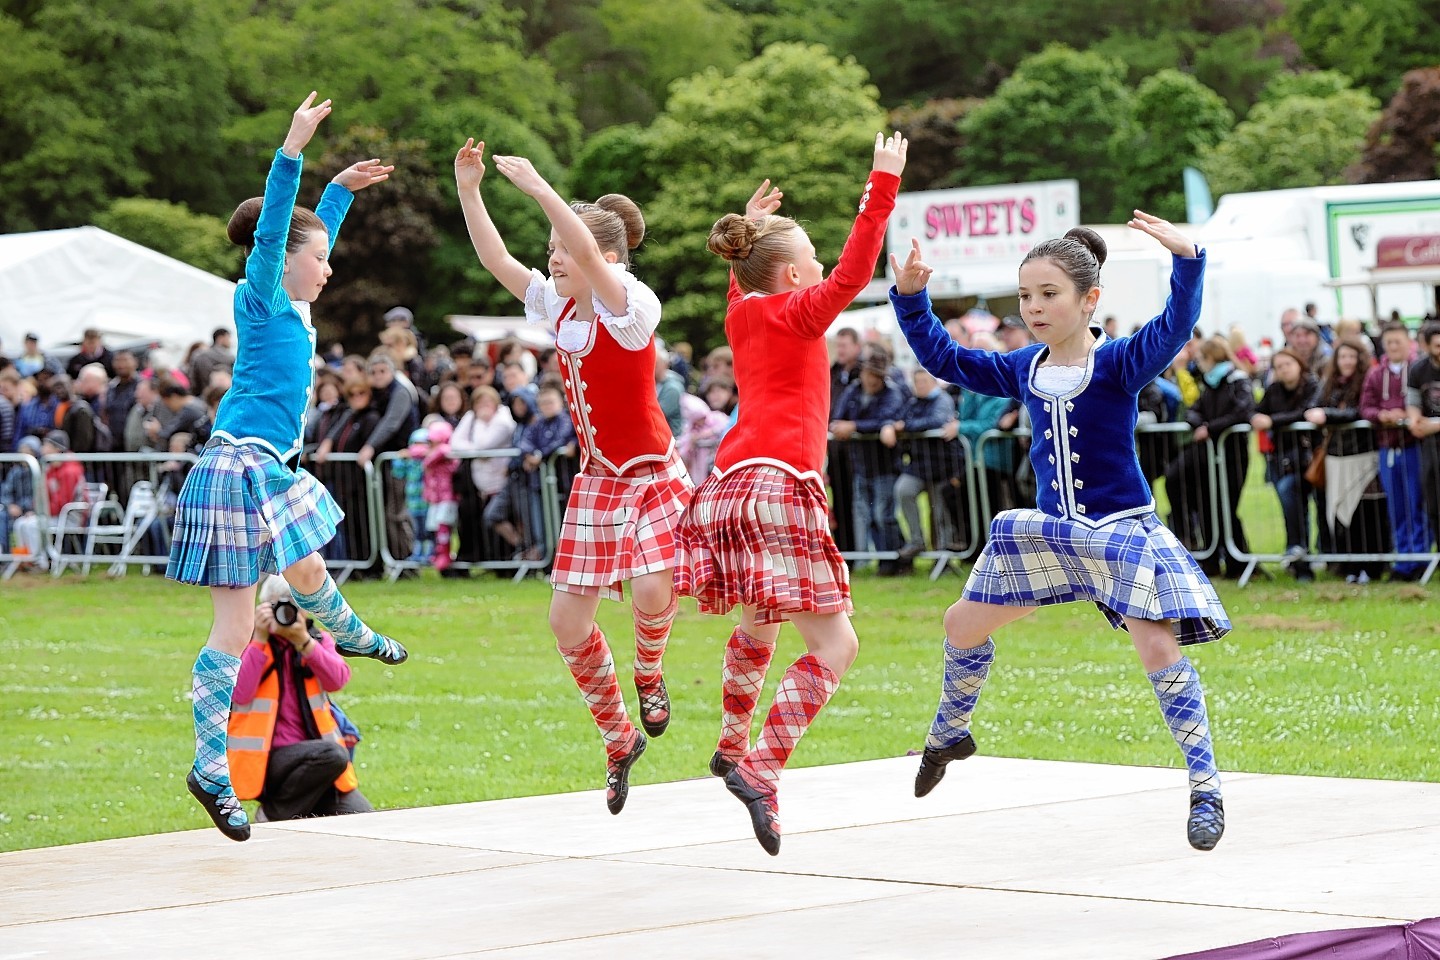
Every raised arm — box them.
[1111,211,1205,393]
[785,133,907,339]
[888,239,1021,400]
[491,153,627,314]
[245,93,332,308]
[314,158,392,255]
[455,139,533,302]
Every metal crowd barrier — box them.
[303,451,381,585]
[0,452,48,579]
[1216,421,1440,586]
[828,429,980,581]
[374,448,570,582]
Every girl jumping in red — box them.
[676,132,908,854]
[456,139,692,815]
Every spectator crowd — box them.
[5,299,1440,583]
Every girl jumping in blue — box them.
[889,212,1229,851]
[168,93,404,841]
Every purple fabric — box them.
[1166,917,1440,960]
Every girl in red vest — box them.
[675,133,907,854]
[455,139,693,815]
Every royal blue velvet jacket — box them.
[890,252,1205,528]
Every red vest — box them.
[556,299,674,476]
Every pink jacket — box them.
[407,440,459,505]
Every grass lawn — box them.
[2,566,1437,853]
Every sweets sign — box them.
[887,180,1080,296]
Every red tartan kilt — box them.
[675,465,852,624]
[551,453,693,602]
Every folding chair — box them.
[87,480,160,576]
[50,482,116,577]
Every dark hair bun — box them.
[1064,226,1107,269]
[707,213,756,261]
[227,197,264,248]
[595,194,645,249]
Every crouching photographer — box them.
[227,576,373,822]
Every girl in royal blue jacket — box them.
[167,93,401,842]
[889,212,1230,851]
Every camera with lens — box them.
[272,599,300,627]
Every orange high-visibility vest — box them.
[227,639,358,801]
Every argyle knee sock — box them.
[734,654,840,799]
[290,573,407,663]
[190,646,247,828]
[717,627,778,760]
[925,637,994,750]
[632,594,677,686]
[1148,656,1221,796]
[559,626,638,762]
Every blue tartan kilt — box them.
[963,508,1230,646]
[166,440,343,588]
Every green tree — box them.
[1354,67,1440,183]
[31,0,240,216]
[546,0,751,129]
[1127,70,1233,220]
[218,0,579,164]
[644,42,886,350]
[0,15,128,230]
[566,124,659,204]
[1199,88,1381,196]
[1282,0,1440,96]
[887,99,977,192]
[957,45,1137,222]
[1259,69,1357,102]
[93,199,240,278]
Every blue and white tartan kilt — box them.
[166,440,343,588]
[963,509,1230,646]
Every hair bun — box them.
[227,197,264,248]
[595,194,645,249]
[1064,226,1107,269]
[707,213,757,262]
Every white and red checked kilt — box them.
[675,465,852,625]
[551,451,693,602]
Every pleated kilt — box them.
[551,451,693,602]
[675,465,852,625]
[962,508,1230,645]
[166,440,343,588]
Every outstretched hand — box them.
[1128,210,1196,257]
[455,138,487,191]
[746,179,783,220]
[332,159,393,192]
[889,238,933,295]
[873,130,908,176]
[282,91,332,158]
[492,154,553,199]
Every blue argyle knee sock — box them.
[1148,657,1221,796]
[926,637,994,750]
[290,573,407,664]
[191,646,246,827]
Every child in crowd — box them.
[409,419,459,571]
[456,137,692,815]
[890,211,1230,852]
[677,392,729,482]
[675,132,907,855]
[396,427,430,563]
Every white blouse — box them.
[523,263,661,353]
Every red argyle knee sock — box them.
[717,627,778,761]
[558,626,637,762]
[632,595,677,686]
[734,653,840,798]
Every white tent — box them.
[448,314,555,349]
[0,227,235,355]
